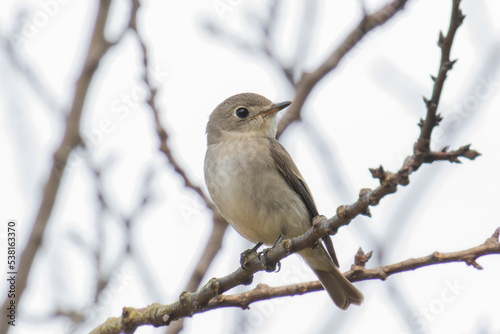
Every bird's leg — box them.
[272,234,284,248]
[252,242,264,252]
[240,242,263,270]
[258,234,284,273]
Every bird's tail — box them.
[300,246,364,310]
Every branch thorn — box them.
[354,248,373,268]
[422,96,430,106]
[440,145,450,152]
[435,113,443,125]
[467,259,483,270]
[438,31,445,48]
[460,143,471,151]
[443,59,458,70]
[457,10,466,25]
[360,207,372,217]
[369,165,385,179]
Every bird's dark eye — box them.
[235,107,249,119]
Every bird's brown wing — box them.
[268,138,339,267]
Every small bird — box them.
[204,93,363,310]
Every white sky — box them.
[1,0,500,333]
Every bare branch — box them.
[129,2,215,213]
[277,0,409,138]
[90,228,500,333]
[128,2,229,332]
[427,144,481,163]
[0,2,120,333]
[130,0,227,279]
[416,0,465,153]
[210,228,500,308]
[204,0,409,125]
[165,212,227,334]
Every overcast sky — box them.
[1,1,500,333]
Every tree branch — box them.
[209,228,500,308]
[90,228,500,333]
[129,0,229,282]
[416,0,465,153]
[130,6,215,212]
[203,0,410,138]
[128,2,229,333]
[277,0,409,138]
[0,2,118,333]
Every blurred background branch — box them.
[0,1,120,333]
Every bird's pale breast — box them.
[204,134,310,245]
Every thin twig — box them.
[130,10,215,213]
[416,0,465,153]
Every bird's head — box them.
[206,93,291,144]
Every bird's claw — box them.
[240,242,263,270]
[258,248,281,273]
[240,248,258,270]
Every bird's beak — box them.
[258,101,292,117]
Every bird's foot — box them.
[240,242,262,270]
[258,247,282,273]
[257,234,285,272]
